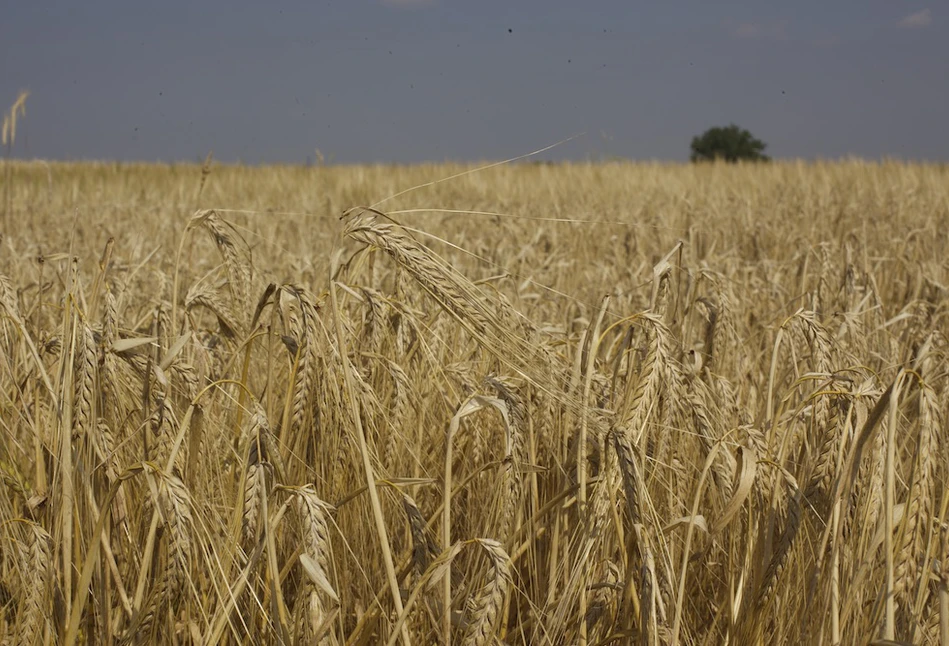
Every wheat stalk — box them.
[461,539,513,646]
[14,522,52,646]
[294,485,339,644]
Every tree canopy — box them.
[690,124,769,163]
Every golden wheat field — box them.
[0,159,947,645]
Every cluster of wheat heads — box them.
[0,160,947,645]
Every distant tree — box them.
[690,124,769,163]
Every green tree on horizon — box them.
[690,124,769,162]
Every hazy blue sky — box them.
[2,1,946,163]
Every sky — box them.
[1,1,947,164]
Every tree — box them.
[690,124,769,163]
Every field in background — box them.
[0,160,947,645]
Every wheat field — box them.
[0,159,947,645]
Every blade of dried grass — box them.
[671,441,721,645]
[329,271,411,646]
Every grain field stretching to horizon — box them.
[0,159,947,645]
